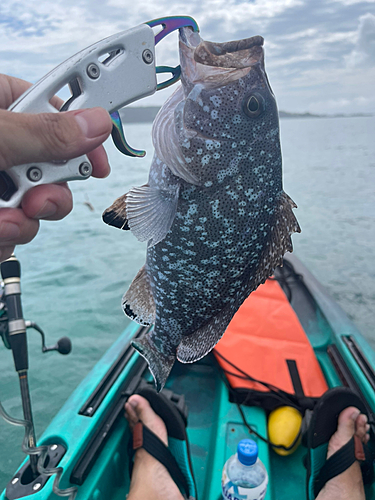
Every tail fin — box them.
[132,336,175,392]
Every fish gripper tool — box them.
[0,16,199,209]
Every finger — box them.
[21,183,73,220]
[0,246,16,263]
[0,74,32,110]
[0,74,63,110]
[87,145,111,179]
[0,208,39,248]
[0,107,112,170]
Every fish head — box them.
[152,28,281,187]
[178,27,277,135]
[168,27,281,184]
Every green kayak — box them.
[1,254,374,500]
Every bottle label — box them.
[222,468,268,500]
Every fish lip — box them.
[179,27,264,70]
[179,25,201,48]
[197,36,264,62]
[179,27,264,52]
[178,27,265,90]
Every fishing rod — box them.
[1,255,39,477]
[0,255,72,483]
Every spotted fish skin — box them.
[103,28,300,391]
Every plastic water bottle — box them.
[222,439,268,500]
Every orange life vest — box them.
[214,277,328,410]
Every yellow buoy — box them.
[268,406,303,456]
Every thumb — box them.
[0,107,112,170]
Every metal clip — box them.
[110,16,199,158]
[147,16,199,90]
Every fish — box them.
[103,27,301,391]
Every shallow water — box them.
[0,116,374,489]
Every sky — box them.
[0,0,374,115]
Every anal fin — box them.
[177,305,235,363]
[122,265,156,326]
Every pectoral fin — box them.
[126,183,180,247]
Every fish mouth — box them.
[179,27,264,87]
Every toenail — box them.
[350,409,361,421]
[129,399,138,409]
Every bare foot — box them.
[125,395,184,500]
[316,406,370,500]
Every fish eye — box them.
[243,93,265,118]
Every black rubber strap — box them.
[287,359,305,399]
[140,425,190,497]
[314,436,356,497]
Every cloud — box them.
[312,95,373,110]
[276,28,319,41]
[346,12,375,66]
[0,0,374,114]
[330,0,375,5]
[0,1,141,85]
[0,2,124,51]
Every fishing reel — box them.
[0,284,72,355]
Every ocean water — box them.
[0,116,374,489]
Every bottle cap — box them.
[237,439,258,466]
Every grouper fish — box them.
[103,27,301,391]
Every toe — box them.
[355,414,368,441]
[128,395,153,423]
[356,413,367,427]
[125,395,169,447]
[317,407,367,500]
[337,407,360,438]
[327,407,360,459]
[125,397,142,428]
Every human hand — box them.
[0,74,113,261]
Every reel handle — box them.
[43,336,72,355]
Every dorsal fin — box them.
[250,191,301,291]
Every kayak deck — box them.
[72,354,306,500]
